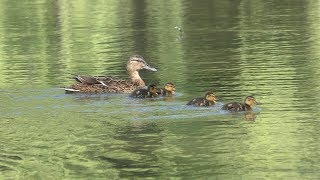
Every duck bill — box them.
[213,96,219,103]
[143,64,157,72]
[251,99,260,105]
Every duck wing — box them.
[68,75,140,93]
[73,75,125,86]
[130,88,149,98]
[73,75,100,84]
[187,97,205,106]
[221,102,245,111]
[156,88,163,95]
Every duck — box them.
[65,55,157,93]
[186,91,217,107]
[157,83,176,97]
[130,84,159,98]
[221,96,258,112]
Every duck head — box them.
[164,82,176,93]
[244,96,258,107]
[126,55,157,86]
[205,91,217,103]
[126,55,157,72]
[147,84,158,95]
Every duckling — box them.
[221,96,258,112]
[65,55,157,93]
[186,92,217,107]
[157,83,176,97]
[130,84,159,98]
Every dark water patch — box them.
[0,155,22,161]
[0,165,15,172]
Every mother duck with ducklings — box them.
[64,54,259,112]
[65,55,157,93]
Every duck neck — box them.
[162,89,172,96]
[244,103,252,111]
[127,69,145,87]
[207,100,215,106]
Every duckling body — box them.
[221,102,251,111]
[222,96,258,112]
[187,92,217,107]
[157,83,176,97]
[65,55,157,93]
[130,84,159,98]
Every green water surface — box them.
[1,0,320,179]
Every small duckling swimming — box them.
[157,83,176,97]
[221,96,258,112]
[186,91,217,107]
[130,84,159,98]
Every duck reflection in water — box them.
[244,111,259,121]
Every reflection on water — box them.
[1,0,320,179]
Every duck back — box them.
[69,78,140,93]
[130,89,157,98]
[221,102,252,111]
[187,97,214,107]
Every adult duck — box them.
[221,96,258,111]
[65,55,157,93]
[186,91,217,107]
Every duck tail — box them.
[70,74,82,83]
[98,81,107,86]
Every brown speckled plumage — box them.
[187,92,217,107]
[69,80,139,93]
[65,55,157,93]
[130,84,159,98]
[221,96,258,112]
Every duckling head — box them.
[126,55,157,72]
[244,96,258,107]
[164,82,176,93]
[148,84,158,94]
[205,92,217,103]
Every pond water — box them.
[1,0,320,179]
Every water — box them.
[1,0,320,179]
